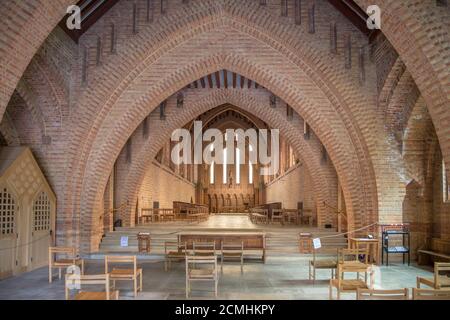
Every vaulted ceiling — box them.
[60,0,378,43]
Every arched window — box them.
[249,145,254,184]
[444,160,449,203]
[210,161,215,184]
[223,147,227,184]
[236,147,240,184]
[0,187,16,235]
[33,191,51,231]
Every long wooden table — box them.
[178,232,266,263]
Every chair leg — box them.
[58,268,62,280]
[49,266,52,283]
[313,268,316,284]
[140,272,143,292]
[329,285,332,300]
[134,278,138,297]
[186,280,189,299]
[215,280,218,297]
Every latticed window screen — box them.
[0,188,16,235]
[33,192,51,231]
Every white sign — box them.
[313,238,322,249]
[120,236,129,247]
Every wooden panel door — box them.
[0,187,17,279]
[31,192,53,270]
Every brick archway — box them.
[1,1,447,186]
[121,90,338,229]
[75,52,375,252]
[58,10,385,251]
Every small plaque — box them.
[313,238,322,249]
[120,236,129,247]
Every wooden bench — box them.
[179,232,266,263]
[418,250,450,265]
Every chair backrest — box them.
[357,288,409,300]
[165,241,186,254]
[49,247,76,262]
[434,262,450,289]
[312,247,338,263]
[186,255,217,272]
[272,209,283,217]
[65,274,111,300]
[412,288,450,300]
[336,262,374,288]
[221,241,244,252]
[193,241,216,255]
[338,248,368,264]
[105,255,137,276]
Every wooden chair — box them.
[271,209,284,225]
[329,262,374,300]
[49,247,84,283]
[412,288,450,300]
[339,248,370,282]
[309,247,338,284]
[193,241,216,256]
[185,255,218,298]
[65,274,119,300]
[417,262,450,289]
[299,233,313,253]
[105,255,143,297]
[283,209,299,225]
[164,241,187,271]
[357,288,409,300]
[221,241,244,273]
[339,248,369,264]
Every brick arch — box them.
[15,80,47,140]
[121,90,337,228]
[355,0,450,183]
[76,52,375,251]
[65,1,381,239]
[0,0,72,121]
[75,56,379,252]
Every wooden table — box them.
[178,232,266,263]
[349,238,380,265]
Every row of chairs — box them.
[165,241,244,298]
[165,241,244,273]
[357,288,450,300]
[49,247,143,300]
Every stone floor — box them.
[0,255,433,300]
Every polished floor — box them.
[0,255,433,300]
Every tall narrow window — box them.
[249,161,254,184]
[210,161,215,184]
[223,147,227,184]
[236,147,241,184]
[444,160,449,202]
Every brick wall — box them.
[265,163,318,222]
[0,0,448,255]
